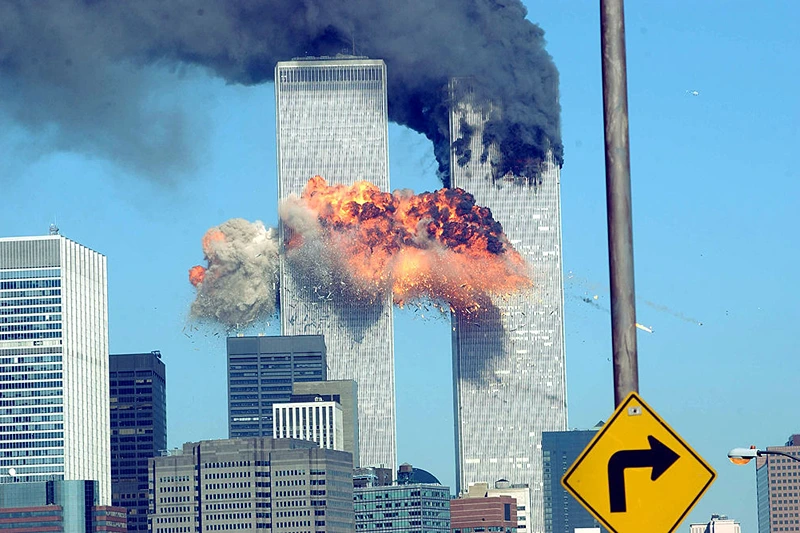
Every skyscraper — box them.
[756,434,800,533]
[275,57,396,472]
[449,82,567,533]
[541,428,607,533]
[109,350,167,532]
[227,335,326,438]
[0,234,111,505]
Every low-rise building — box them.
[149,437,354,532]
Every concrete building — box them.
[110,350,167,532]
[0,234,111,504]
[0,479,126,532]
[275,57,396,472]
[273,393,344,451]
[690,514,742,533]
[448,81,567,533]
[541,427,608,533]
[293,380,359,467]
[757,434,800,533]
[451,494,518,533]
[464,481,533,532]
[354,463,450,532]
[148,437,355,532]
[227,335,326,438]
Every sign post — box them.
[561,393,715,533]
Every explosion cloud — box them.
[189,218,279,328]
[280,176,532,313]
[2,1,561,184]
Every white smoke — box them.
[190,218,280,329]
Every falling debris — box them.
[280,176,532,313]
[189,219,280,329]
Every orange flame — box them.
[284,176,531,311]
[189,265,206,286]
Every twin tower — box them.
[275,57,566,533]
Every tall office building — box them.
[0,234,111,505]
[449,82,567,533]
[148,437,355,532]
[227,335,326,438]
[757,434,800,533]
[275,57,396,472]
[110,350,167,532]
[293,380,359,467]
[541,428,607,533]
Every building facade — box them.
[0,480,126,532]
[541,428,608,533]
[757,434,800,533]
[690,514,742,533]
[0,235,111,504]
[464,481,533,532]
[273,394,344,451]
[450,495,518,533]
[293,380,359,466]
[448,82,567,533]
[110,350,167,532]
[227,335,326,438]
[275,57,396,472]
[148,437,355,532]
[354,483,450,532]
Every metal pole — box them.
[600,0,639,406]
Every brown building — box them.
[756,434,800,533]
[450,495,518,533]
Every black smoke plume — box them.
[0,1,562,183]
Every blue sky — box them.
[2,1,798,530]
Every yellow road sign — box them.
[561,392,715,533]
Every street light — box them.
[728,446,800,465]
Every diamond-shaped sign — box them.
[561,392,715,533]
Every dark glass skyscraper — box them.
[227,335,326,438]
[109,351,166,532]
[541,428,607,533]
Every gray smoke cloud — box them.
[1,0,561,184]
[190,218,279,329]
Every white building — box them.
[448,81,567,533]
[690,514,742,533]
[0,233,110,504]
[273,395,344,451]
[275,57,396,472]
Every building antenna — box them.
[49,216,60,236]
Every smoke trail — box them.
[643,300,703,326]
[1,1,561,183]
[280,176,531,313]
[189,219,279,328]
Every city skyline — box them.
[275,58,397,473]
[2,3,799,532]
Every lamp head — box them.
[728,446,759,465]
